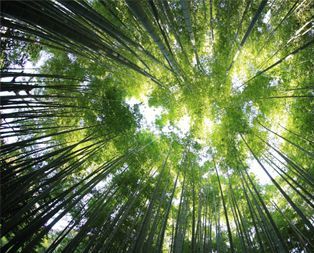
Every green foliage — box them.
[1,1,313,252]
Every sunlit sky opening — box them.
[125,96,192,139]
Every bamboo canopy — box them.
[1,1,313,252]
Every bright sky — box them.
[125,96,191,139]
[231,72,245,93]
[125,96,165,134]
[1,52,51,144]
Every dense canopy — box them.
[1,0,313,252]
